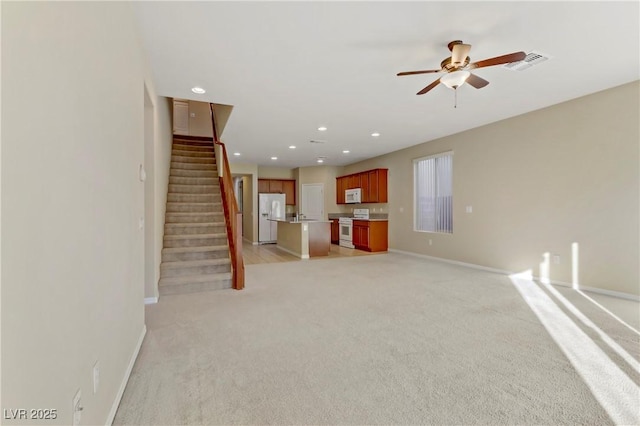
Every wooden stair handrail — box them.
[210,103,244,290]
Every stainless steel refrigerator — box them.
[259,193,286,243]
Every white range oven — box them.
[339,209,370,248]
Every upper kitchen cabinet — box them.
[336,177,346,204]
[362,169,387,203]
[282,180,296,206]
[268,179,283,193]
[336,168,388,204]
[258,178,296,206]
[347,174,361,190]
[258,179,270,194]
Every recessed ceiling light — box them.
[317,159,324,163]
[289,145,296,149]
[191,87,206,94]
[233,152,241,156]
[371,132,380,137]
[342,150,350,154]
[271,156,278,160]
[318,126,327,131]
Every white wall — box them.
[2,2,151,424]
[344,82,640,297]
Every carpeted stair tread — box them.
[160,258,231,270]
[168,184,221,193]
[173,139,213,145]
[169,169,218,178]
[162,245,229,254]
[172,149,214,157]
[170,162,218,171]
[163,232,227,240]
[158,276,232,295]
[171,155,216,164]
[169,177,218,185]
[166,202,223,213]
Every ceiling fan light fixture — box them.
[440,70,471,89]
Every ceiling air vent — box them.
[310,140,326,144]
[503,51,550,71]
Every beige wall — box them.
[344,82,639,297]
[188,100,214,138]
[258,166,294,179]
[2,2,149,424]
[149,96,173,299]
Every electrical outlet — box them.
[428,239,433,246]
[399,207,404,213]
[553,255,561,264]
[72,389,82,426]
[93,361,100,394]
[466,206,473,213]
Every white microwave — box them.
[345,188,362,204]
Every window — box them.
[414,151,453,233]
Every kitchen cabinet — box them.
[336,168,388,204]
[336,177,346,204]
[353,220,388,252]
[347,174,361,190]
[331,219,340,244]
[258,179,270,194]
[268,180,283,193]
[258,179,296,205]
[282,180,296,206]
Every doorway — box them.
[301,183,324,220]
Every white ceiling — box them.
[133,1,639,168]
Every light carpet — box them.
[114,252,640,425]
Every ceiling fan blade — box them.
[397,69,442,76]
[451,43,471,66]
[466,73,489,89]
[468,51,526,69]
[416,78,441,95]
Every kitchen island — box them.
[271,219,331,259]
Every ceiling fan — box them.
[397,40,526,95]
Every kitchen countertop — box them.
[328,213,388,221]
[269,218,332,224]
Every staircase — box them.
[159,136,232,295]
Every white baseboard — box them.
[388,248,639,302]
[144,297,158,305]
[106,325,147,425]
[548,280,640,302]
[276,245,308,259]
[243,237,258,246]
[388,249,511,275]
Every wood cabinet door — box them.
[361,225,370,248]
[283,180,295,205]
[360,172,370,203]
[353,221,368,248]
[331,219,339,243]
[352,225,362,246]
[258,179,270,194]
[367,170,378,202]
[336,177,346,204]
[377,169,388,203]
[347,174,361,189]
[269,180,283,193]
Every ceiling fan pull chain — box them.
[454,88,458,108]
